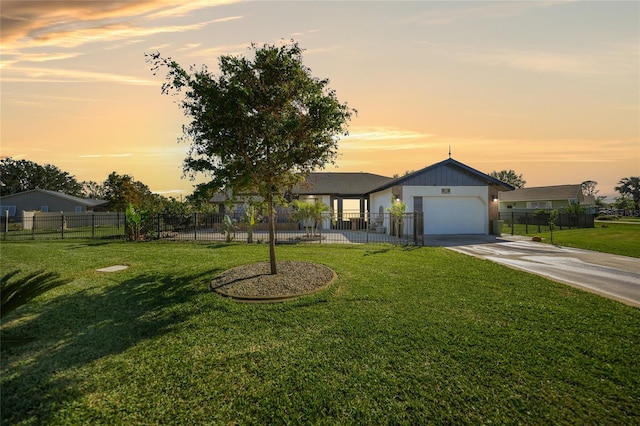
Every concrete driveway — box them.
[424,235,640,307]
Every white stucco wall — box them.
[369,188,393,232]
[402,186,489,234]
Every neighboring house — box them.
[367,158,513,235]
[0,189,108,217]
[498,184,597,214]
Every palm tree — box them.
[615,177,640,213]
[2,270,71,319]
[291,200,314,237]
[310,201,330,234]
[2,269,71,348]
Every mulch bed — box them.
[210,261,336,302]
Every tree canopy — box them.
[148,41,355,273]
[615,177,640,212]
[489,169,526,189]
[102,172,159,212]
[0,158,83,197]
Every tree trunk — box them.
[268,196,278,275]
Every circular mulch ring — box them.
[211,260,337,303]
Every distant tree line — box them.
[0,157,212,214]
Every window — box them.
[527,201,551,209]
[441,188,451,194]
[0,206,16,216]
[75,206,83,213]
[41,206,49,212]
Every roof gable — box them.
[498,184,582,202]
[369,158,514,193]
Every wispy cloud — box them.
[14,20,227,50]
[4,93,101,107]
[410,1,569,25]
[146,0,240,19]
[7,51,84,63]
[153,189,189,195]
[418,40,638,77]
[79,153,133,158]
[340,127,434,151]
[458,44,638,76]
[1,1,242,55]
[439,136,635,164]
[3,66,156,85]
[188,43,250,58]
[177,43,202,51]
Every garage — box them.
[423,196,486,235]
[367,158,513,236]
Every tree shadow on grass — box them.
[0,268,221,425]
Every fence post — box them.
[4,210,8,240]
[511,212,514,235]
[194,212,198,240]
[61,212,65,239]
[366,212,369,244]
[157,214,161,239]
[91,213,95,239]
[525,213,528,235]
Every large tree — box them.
[489,169,526,189]
[581,180,599,197]
[148,41,354,274]
[81,180,107,199]
[581,180,606,206]
[0,158,83,196]
[615,177,640,212]
[102,172,155,212]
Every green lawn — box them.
[2,241,639,425]
[505,222,640,258]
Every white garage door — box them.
[423,197,486,234]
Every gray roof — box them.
[0,188,108,207]
[296,172,393,196]
[209,191,264,204]
[499,184,582,202]
[369,158,514,193]
[208,159,514,202]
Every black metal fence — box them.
[498,211,595,235]
[147,211,424,245]
[2,212,125,240]
[2,211,424,245]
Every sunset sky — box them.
[2,0,638,199]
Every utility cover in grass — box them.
[96,265,129,272]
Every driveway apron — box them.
[425,235,640,307]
